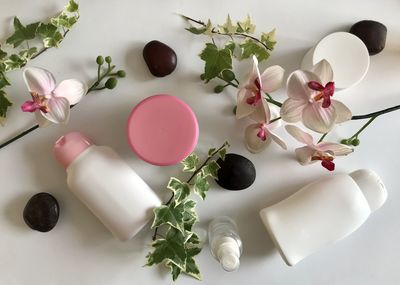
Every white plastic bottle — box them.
[53,132,161,241]
[259,169,387,266]
[208,216,243,272]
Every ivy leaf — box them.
[193,173,210,200]
[167,177,191,204]
[186,26,207,35]
[182,199,198,225]
[37,23,64,48]
[218,148,227,160]
[184,247,202,280]
[19,47,38,59]
[6,17,39,48]
[218,15,236,34]
[0,72,11,89]
[167,261,182,281]
[65,0,79,12]
[186,232,200,245]
[181,153,199,172]
[0,90,12,125]
[146,227,187,270]
[237,15,256,34]
[3,54,26,71]
[51,13,78,29]
[152,202,185,232]
[208,148,216,156]
[261,28,277,51]
[199,43,232,82]
[201,160,220,179]
[240,39,270,62]
[0,47,7,60]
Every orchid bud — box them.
[105,77,118,89]
[96,56,104,65]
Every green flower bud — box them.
[233,105,237,115]
[351,138,360,146]
[340,139,350,145]
[214,85,225,93]
[105,77,118,89]
[116,70,126,78]
[96,56,104,65]
[222,69,235,82]
[105,56,112,64]
[200,73,206,81]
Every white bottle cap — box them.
[216,237,241,272]
[350,169,388,212]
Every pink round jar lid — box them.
[127,94,199,166]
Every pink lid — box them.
[127,94,199,166]
[53,132,93,169]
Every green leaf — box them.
[240,39,270,62]
[0,47,7,60]
[152,202,185,232]
[19,47,38,59]
[51,13,78,29]
[225,41,236,54]
[37,23,64,48]
[237,15,256,34]
[186,232,200,245]
[184,247,202,280]
[0,90,12,124]
[199,43,232,82]
[218,15,236,34]
[65,0,79,12]
[6,17,39,48]
[193,173,210,200]
[261,28,277,51]
[218,148,227,160]
[166,261,182,281]
[181,153,199,172]
[0,72,11,89]
[147,227,187,270]
[186,26,207,35]
[208,148,216,156]
[182,199,198,224]
[167,177,191,204]
[3,54,26,71]
[201,160,220,179]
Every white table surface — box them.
[1,0,400,284]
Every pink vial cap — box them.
[53,132,93,169]
[127,94,199,166]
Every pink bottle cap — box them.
[53,132,93,169]
[127,94,199,166]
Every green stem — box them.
[265,97,282,108]
[269,116,281,124]
[318,133,327,143]
[217,75,238,88]
[348,116,377,140]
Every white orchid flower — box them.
[285,125,353,171]
[236,55,284,122]
[280,60,352,134]
[245,100,287,153]
[21,67,87,127]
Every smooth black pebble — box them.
[350,20,387,55]
[216,153,256,191]
[23,192,59,232]
[143,40,177,77]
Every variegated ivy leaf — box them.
[3,54,26,72]
[240,39,270,62]
[152,201,185,232]
[6,17,40,48]
[65,0,79,13]
[182,199,198,225]
[261,28,277,51]
[0,72,10,89]
[208,147,216,156]
[19,47,38,60]
[201,160,220,179]
[193,173,210,200]
[218,15,236,34]
[0,90,12,125]
[167,177,191,204]
[218,148,227,161]
[237,15,256,34]
[184,247,202,280]
[146,227,187,270]
[51,12,78,29]
[0,47,7,60]
[200,43,232,82]
[37,23,64,48]
[181,153,199,172]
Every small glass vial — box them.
[208,216,243,272]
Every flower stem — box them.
[318,133,327,143]
[347,116,377,141]
[217,75,238,88]
[269,116,281,123]
[351,104,400,120]
[152,142,227,241]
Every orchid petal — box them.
[53,79,87,105]
[280,98,308,123]
[35,111,51,128]
[42,97,70,124]
[311,59,334,85]
[236,88,256,119]
[287,70,320,101]
[245,123,271,153]
[249,98,270,123]
[294,145,316,165]
[331,100,352,123]
[269,131,287,150]
[267,105,282,129]
[285,124,314,145]
[302,102,337,133]
[317,142,353,156]
[260,65,284,93]
[23,67,56,95]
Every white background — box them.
[1,0,400,284]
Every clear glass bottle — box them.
[208,216,243,272]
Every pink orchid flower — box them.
[245,99,287,153]
[285,125,353,171]
[236,55,284,122]
[280,60,352,134]
[21,67,87,127]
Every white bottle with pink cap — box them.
[53,132,161,241]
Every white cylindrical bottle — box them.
[208,216,243,272]
[259,169,387,266]
[53,132,161,241]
